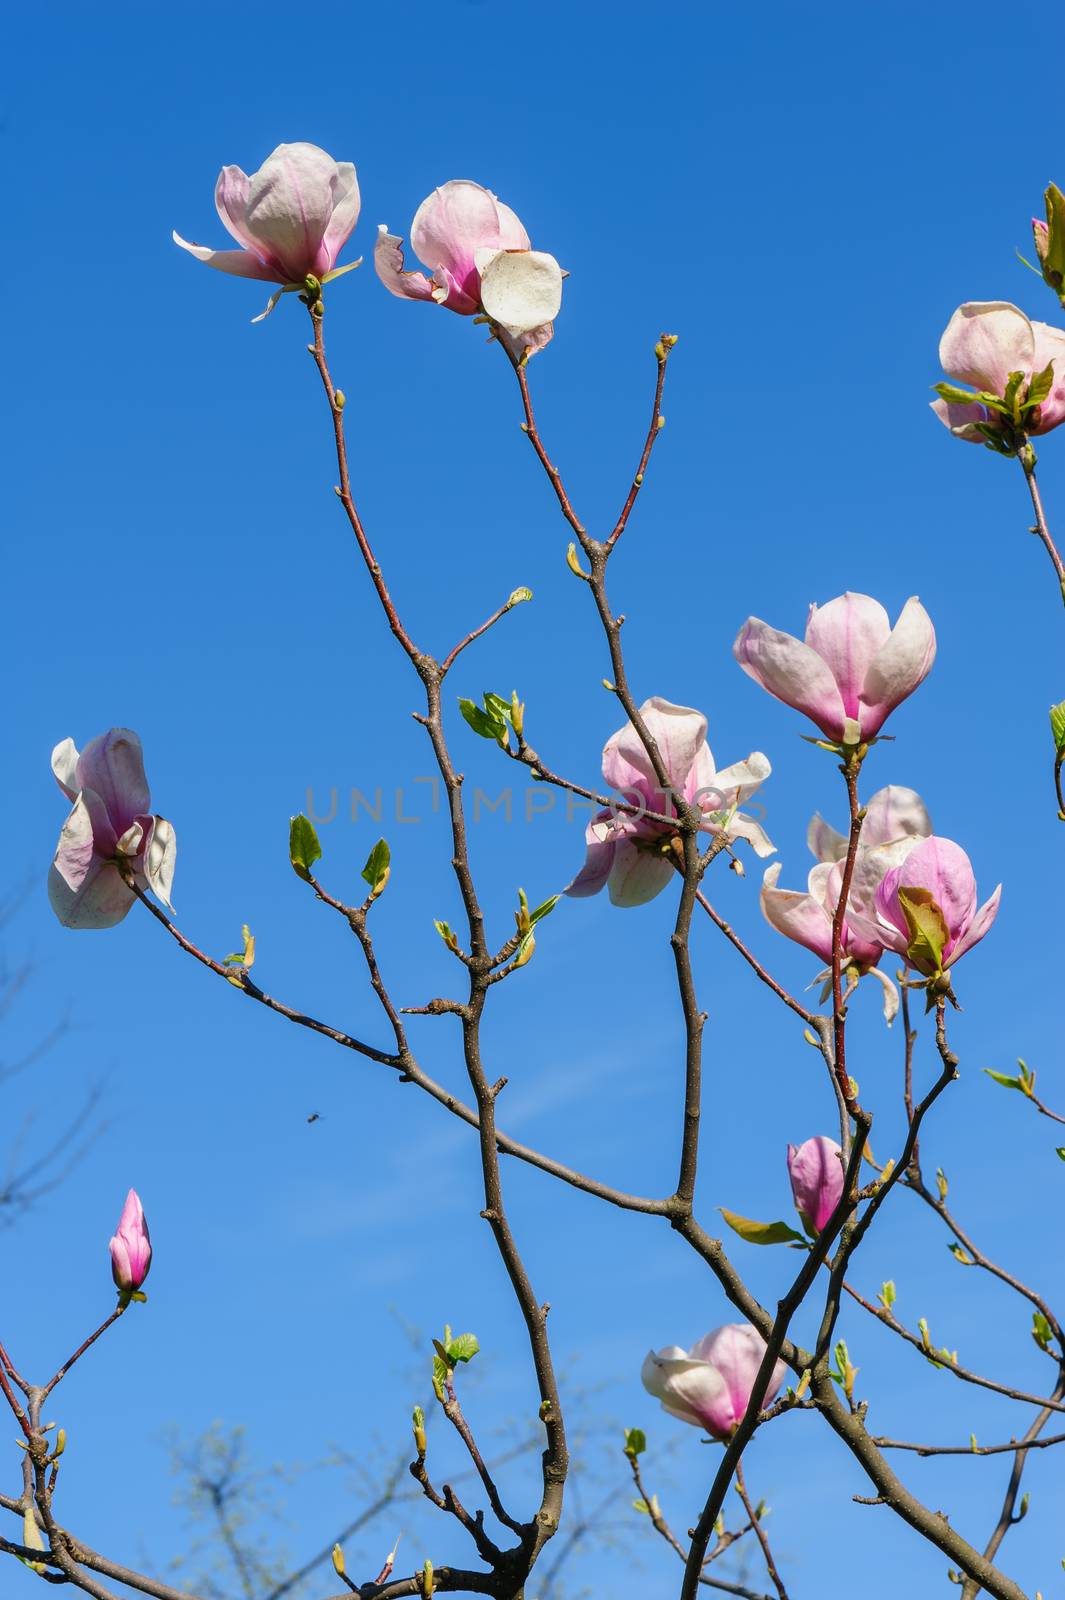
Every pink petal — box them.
[410,180,502,296]
[930,397,991,444]
[760,862,835,963]
[640,1348,729,1434]
[564,814,617,898]
[805,593,891,721]
[48,858,134,930]
[607,839,674,907]
[76,729,150,837]
[948,883,1002,966]
[602,697,707,801]
[939,302,1035,393]
[733,617,846,740]
[374,227,437,303]
[860,598,936,738]
[172,230,279,281]
[860,785,932,849]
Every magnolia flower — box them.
[854,836,1001,981]
[49,729,175,930]
[375,180,563,358]
[565,696,773,908]
[761,785,932,1021]
[932,302,1065,443]
[641,1324,788,1439]
[734,592,936,746]
[173,143,360,321]
[110,1189,152,1297]
[787,1136,844,1235]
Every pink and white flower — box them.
[852,836,1001,981]
[641,1324,788,1439]
[173,143,360,321]
[375,180,562,358]
[49,729,175,930]
[932,302,1065,443]
[760,785,932,1020]
[734,592,936,746]
[565,697,773,908]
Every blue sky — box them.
[5,0,1065,1594]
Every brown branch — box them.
[41,1308,125,1401]
[1020,450,1065,603]
[694,891,815,1025]
[604,335,675,550]
[733,1461,787,1600]
[874,1430,1065,1458]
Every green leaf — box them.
[1045,183,1065,281]
[1026,360,1056,410]
[507,586,533,607]
[934,381,980,407]
[483,692,513,722]
[623,1427,647,1458]
[879,1280,896,1309]
[361,838,391,894]
[458,697,507,741]
[983,1067,1025,1092]
[446,1331,480,1365]
[528,894,560,927]
[434,919,461,955]
[719,1207,808,1247]
[1003,369,1026,416]
[289,814,322,880]
[1056,1147,1065,1162]
[1032,1311,1054,1351]
[897,886,949,977]
[1050,701,1065,755]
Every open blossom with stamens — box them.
[374,180,563,358]
[173,143,360,321]
[49,729,175,930]
[565,696,773,908]
[641,1324,787,1439]
[931,302,1065,443]
[734,592,935,746]
[760,786,931,1021]
[109,1189,152,1297]
[851,836,1001,981]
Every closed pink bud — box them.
[734,593,935,745]
[641,1323,787,1439]
[787,1137,844,1235]
[109,1189,152,1295]
[174,143,360,321]
[49,730,175,930]
[565,696,773,908]
[374,179,563,359]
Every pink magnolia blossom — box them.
[641,1324,788,1439]
[374,180,562,358]
[173,143,360,321]
[565,696,773,909]
[932,301,1065,442]
[110,1189,152,1296]
[49,729,175,930]
[734,592,936,746]
[854,836,1001,980]
[787,1136,844,1235]
[760,785,931,1020]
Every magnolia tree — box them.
[6,142,1065,1600]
